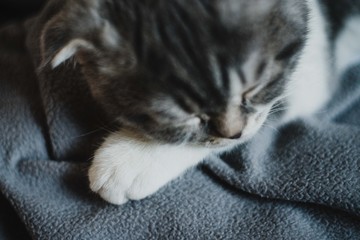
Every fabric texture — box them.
[0,2,360,240]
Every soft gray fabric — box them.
[0,6,360,240]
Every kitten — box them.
[40,0,348,205]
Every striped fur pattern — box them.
[42,0,308,146]
[40,0,360,204]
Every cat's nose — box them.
[210,107,244,139]
[209,121,243,139]
[229,132,242,139]
[213,128,242,139]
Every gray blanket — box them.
[1,4,360,240]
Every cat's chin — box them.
[202,130,263,153]
[201,138,247,151]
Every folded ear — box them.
[49,38,95,68]
[39,1,122,70]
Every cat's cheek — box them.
[242,111,269,140]
[88,131,210,205]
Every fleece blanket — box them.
[1,3,360,240]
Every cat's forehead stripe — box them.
[209,54,223,89]
[229,68,243,104]
[242,51,261,84]
[126,0,305,114]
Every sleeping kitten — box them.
[41,0,337,204]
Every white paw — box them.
[88,132,209,205]
[89,147,164,205]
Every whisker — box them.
[268,107,290,115]
[262,123,280,133]
[269,106,290,112]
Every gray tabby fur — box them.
[41,0,308,144]
[38,0,342,204]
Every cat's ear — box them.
[39,3,123,70]
[45,38,96,69]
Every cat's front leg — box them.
[88,130,210,205]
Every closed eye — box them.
[275,40,303,61]
[185,117,201,126]
[241,98,256,114]
[180,114,209,127]
[168,116,201,128]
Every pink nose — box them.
[210,107,244,139]
[229,132,242,139]
[213,129,242,139]
[209,120,243,139]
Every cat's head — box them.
[41,0,308,148]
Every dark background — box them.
[0,0,46,25]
